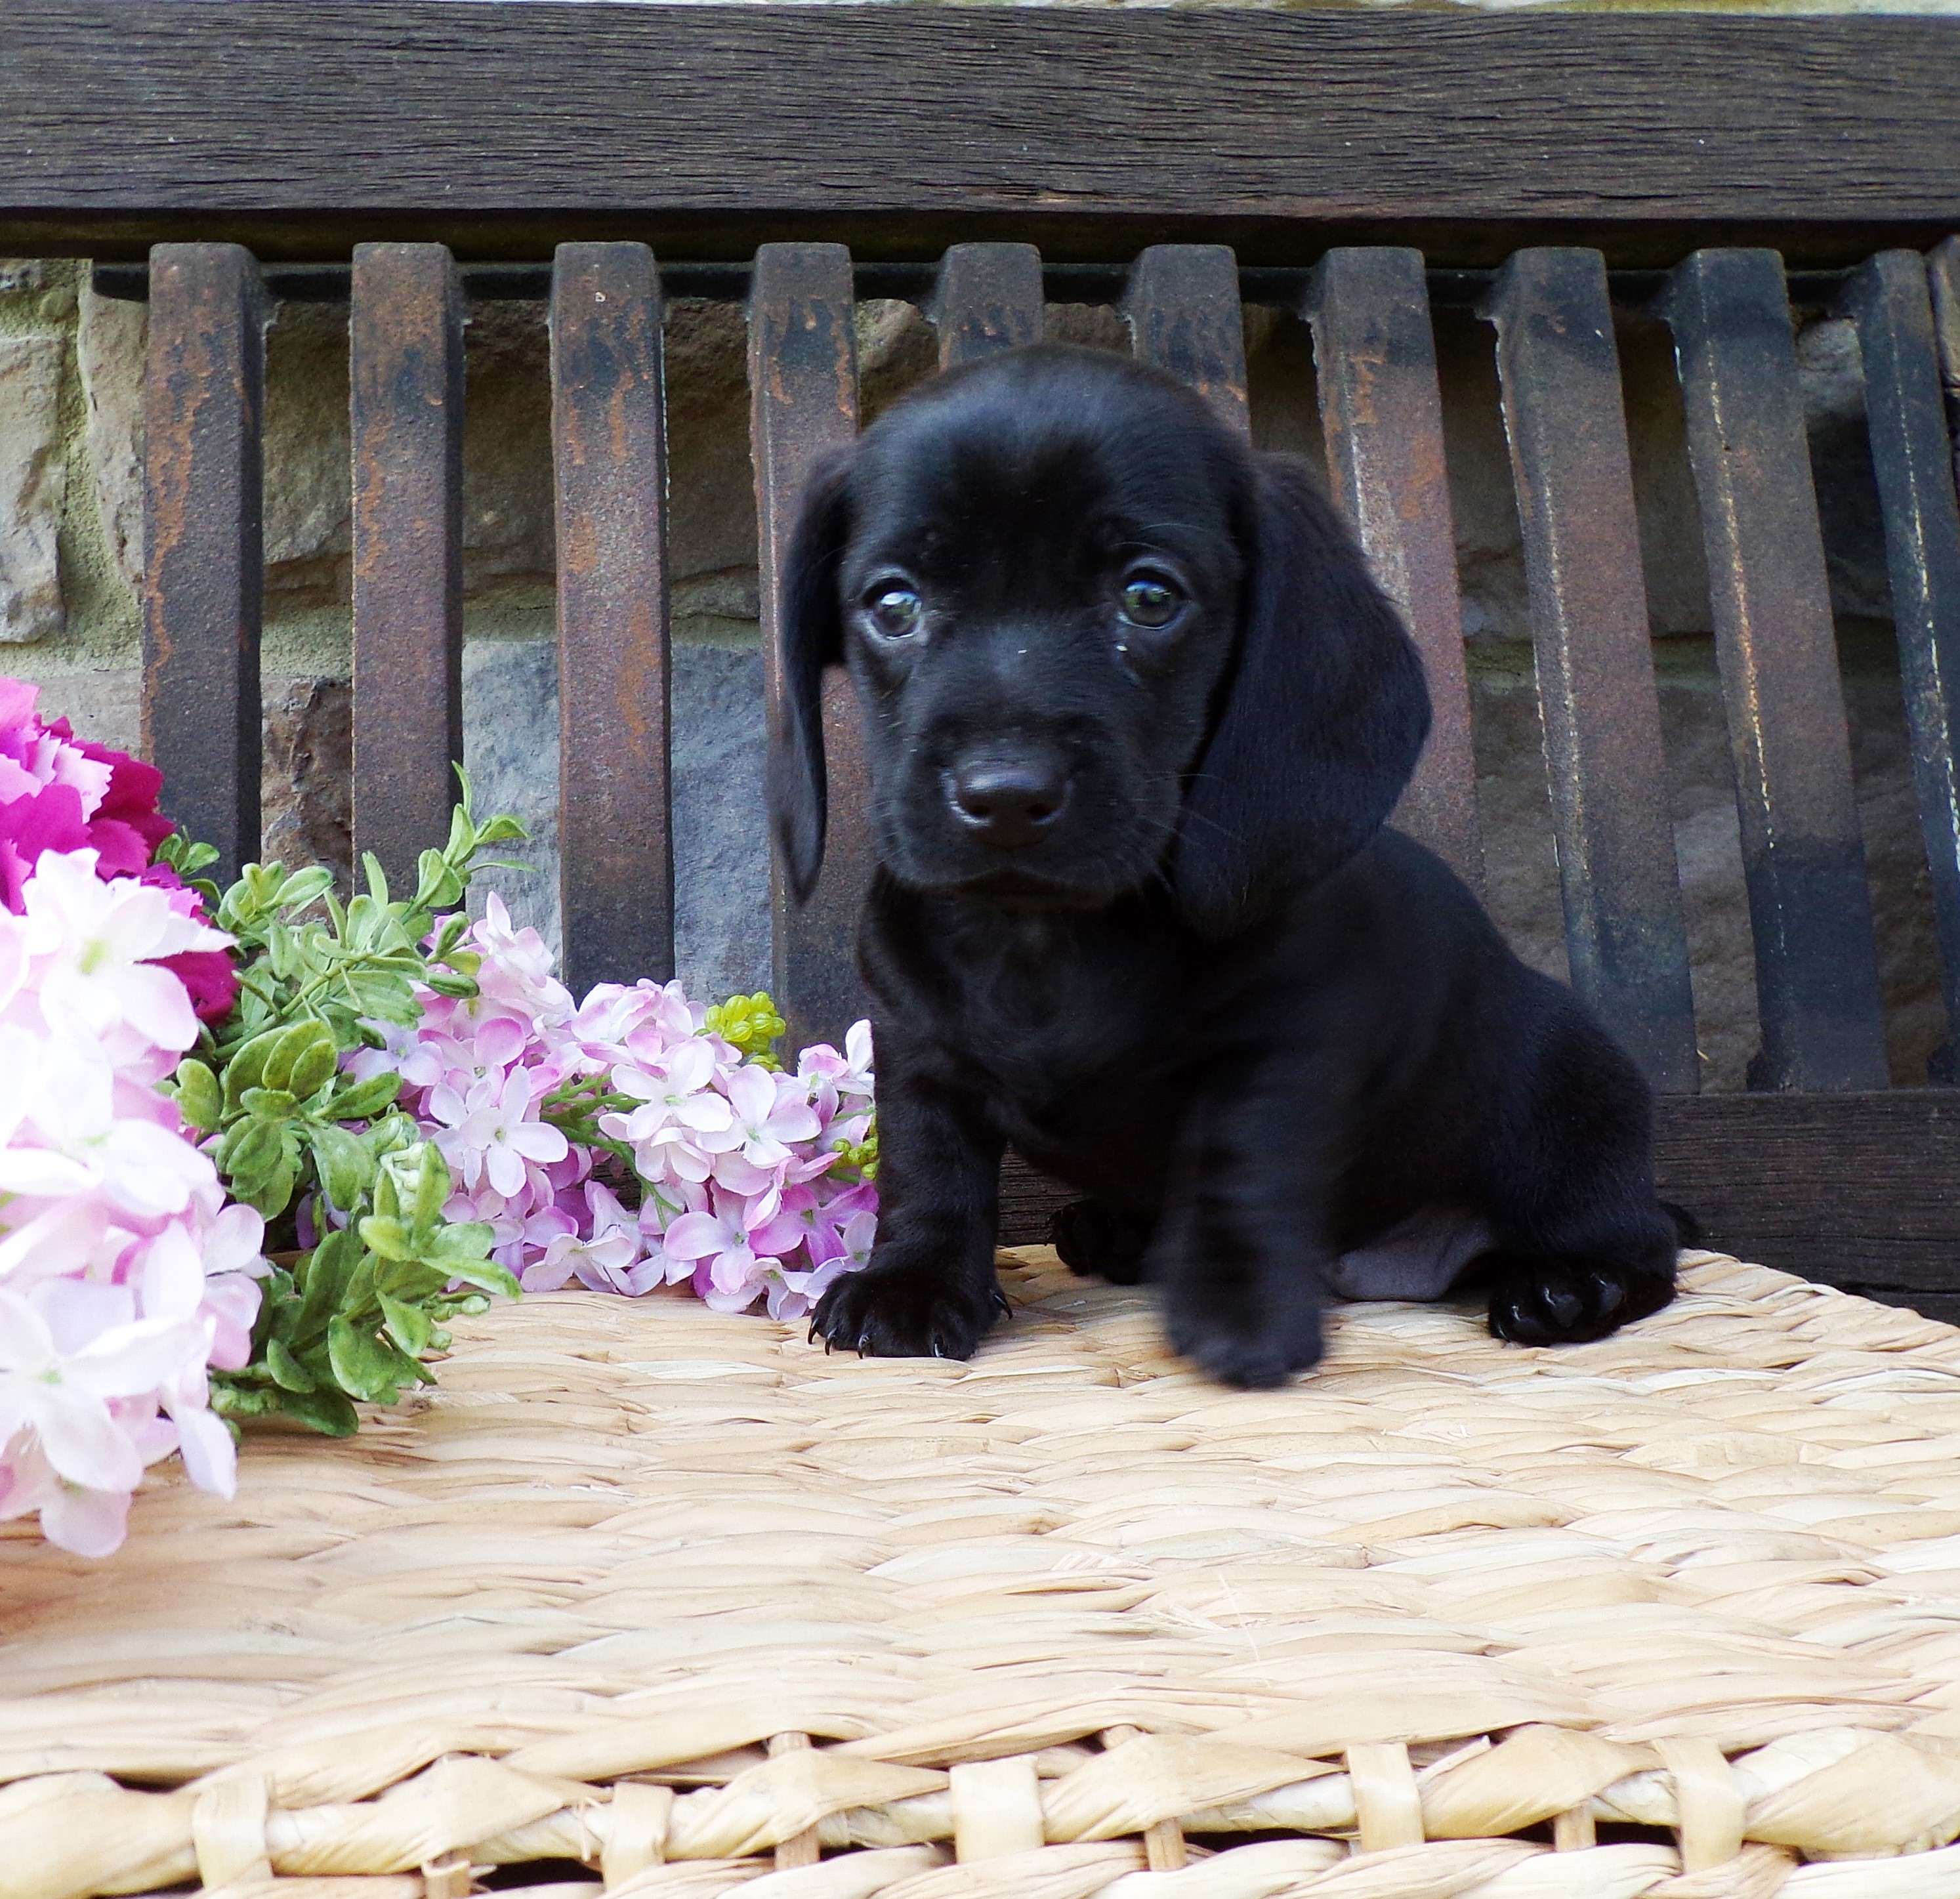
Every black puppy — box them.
[772,344,1679,1388]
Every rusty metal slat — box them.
[141,242,266,881]
[350,243,465,895]
[751,242,867,1054]
[1122,245,1248,438]
[931,242,1044,369]
[1482,249,1698,1094]
[1303,247,1482,896]
[1661,248,1889,1093]
[1842,252,1960,1084]
[551,242,674,997]
[1930,238,1960,502]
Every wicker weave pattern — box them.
[10,1251,1960,1898]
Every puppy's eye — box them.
[865,586,924,638]
[1119,575,1184,630]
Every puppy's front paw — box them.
[812,1260,1007,1361]
[1050,1200,1155,1285]
[1163,1279,1325,1390]
[1485,1252,1673,1345]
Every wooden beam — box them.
[5,7,1959,264]
[999,1092,1960,1309]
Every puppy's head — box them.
[772,344,1430,934]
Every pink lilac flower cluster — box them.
[0,680,237,1023]
[360,894,877,1322]
[0,849,267,1556]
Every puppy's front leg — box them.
[811,1052,1006,1361]
[1152,1071,1333,1389]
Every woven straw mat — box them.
[14,1249,1960,1899]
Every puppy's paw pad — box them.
[1051,1200,1154,1286]
[1486,1255,1669,1346]
[812,1266,1003,1362]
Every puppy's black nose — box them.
[948,759,1070,848]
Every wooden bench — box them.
[7,2,1960,1308]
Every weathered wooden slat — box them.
[1482,249,1697,1093]
[1303,248,1482,894]
[1929,239,1960,574]
[1123,246,1248,438]
[931,243,1044,369]
[9,9,1960,262]
[141,243,264,881]
[1660,249,1890,1093]
[1001,1089,1960,1302]
[751,241,868,1055]
[349,242,465,894]
[550,241,674,996]
[1841,252,1960,1085]
[140,241,266,881]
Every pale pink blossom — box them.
[717,1064,823,1173]
[663,1187,769,1313]
[0,1283,207,1509]
[362,896,879,1320]
[432,1066,570,1198]
[16,849,230,1060]
[522,1183,651,1295]
[0,1029,214,1217]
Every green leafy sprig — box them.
[171,776,532,1437]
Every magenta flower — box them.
[0,684,238,1024]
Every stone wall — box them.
[0,256,1944,1086]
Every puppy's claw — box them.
[811,1263,1003,1363]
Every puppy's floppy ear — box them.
[1174,453,1431,934]
[768,446,855,905]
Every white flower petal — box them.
[171,1404,237,1497]
[28,1385,147,1494]
[37,1480,131,1557]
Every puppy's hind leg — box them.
[1051,1200,1156,1285]
[1474,1030,1680,1347]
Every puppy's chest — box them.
[942,927,1195,1133]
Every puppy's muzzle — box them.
[945,757,1072,850]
